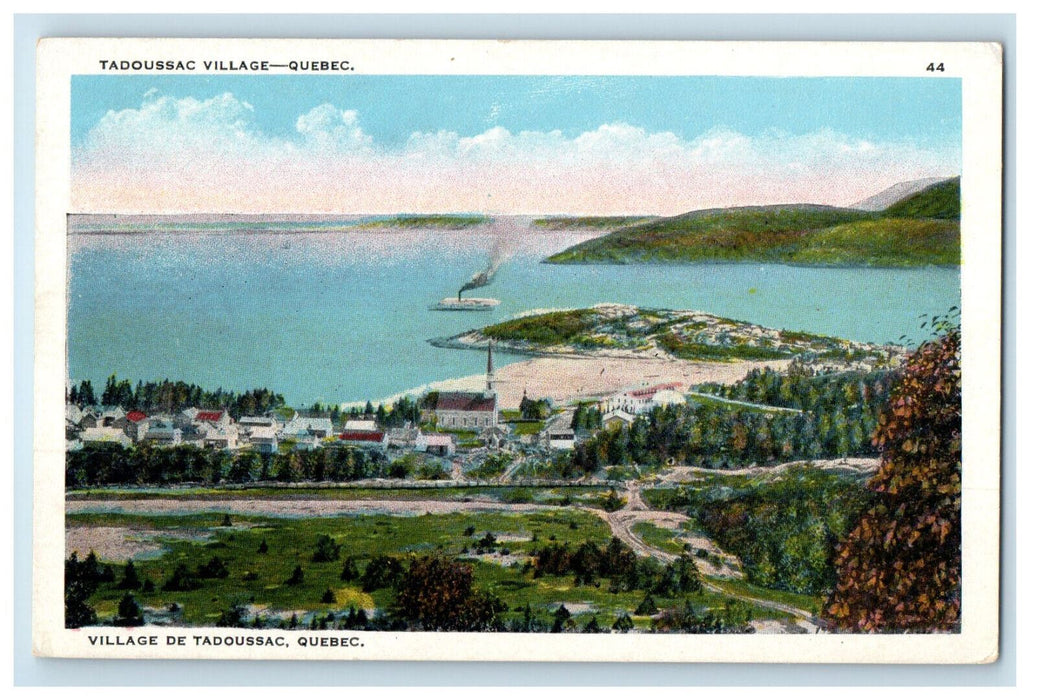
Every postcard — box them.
[33,38,1003,662]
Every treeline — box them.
[698,365,897,413]
[66,443,388,487]
[568,368,895,473]
[68,374,286,419]
[69,374,427,428]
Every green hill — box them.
[881,177,960,220]
[545,184,961,267]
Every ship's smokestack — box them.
[458,239,509,299]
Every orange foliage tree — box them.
[824,324,961,632]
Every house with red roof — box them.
[125,410,149,441]
[339,429,388,450]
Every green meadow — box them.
[67,507,791,630]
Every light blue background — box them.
[13,12,1016,687]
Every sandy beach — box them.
[394,356,792,408]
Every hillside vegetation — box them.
[532,216,658,230]
[545,179,960,266]
[355,214,489,230]
[467,304,897,365]
[881,177,960,220]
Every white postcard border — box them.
[33,38,1003,663]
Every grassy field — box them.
[631,522,687,557]
[67,484,614,504]
[67,508,791,630]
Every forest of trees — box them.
[567,367,897,473]
[649,466,876,595]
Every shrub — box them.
[312,534,342,563]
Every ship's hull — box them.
[430,297,500,311]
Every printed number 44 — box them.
[926,62,945,72]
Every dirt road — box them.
[590,481,823,632]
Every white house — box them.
[79,426,133,449]
[141,418,183,446]
[421,433,456,457]
[248,426,279,454]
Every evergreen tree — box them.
[117,560,141,590]
[286,565,305,586]
[550,604,571,633]
[113,593,144,626]
[612,612,634,633]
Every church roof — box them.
[435,392,496,412]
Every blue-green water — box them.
[67,217,960,405]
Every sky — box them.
[70,75,962,215]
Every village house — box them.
[386,425,421,450]
[281,416,334,450]
[541,413,577,450]
[98,406,128,431]
[339,427,388,450]
[421,433,456,457]
[140,417,183,446]
[248,426,279,454]
[602,409,637,430]
[79,426,133,449]
[66,404,84,440]
[199,423,239,450]
[124,410,148,441]
[342,419,379,434]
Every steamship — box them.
[430,296,500,311]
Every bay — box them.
[67,217,960,406]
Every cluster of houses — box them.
[65,403,465,459]
[66,345,691,459]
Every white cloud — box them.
[295,105,373,152]
[72,91,961,214]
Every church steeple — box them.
[485,341,496,395]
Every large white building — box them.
[598,382,686,415]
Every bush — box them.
[163,564,201,592]
[197,556,230,579]
[391,555,507,631]
[360,556,404,592]
[312,534,342,563]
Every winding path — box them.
[590,481,823,632]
